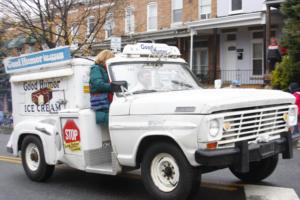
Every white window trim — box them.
[55,25,61,40]
[104,12,114,40]
[105,30,113,40]
[251,32,264,77]
[70,23,79,44]
[199,0,211,20]
[229,0,243,15]
[171,0,183,25]
[86,16,95,36]
[147,2,157,31]
[125,6,135,34]
[70,23,79,36]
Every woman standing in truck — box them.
[89,50,114,124]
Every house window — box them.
[55,25,61,39]
[147,3,157,31]
[84,0,95,4]
[172,0,183,23]
[55,25,62,46]
[252,31,263,76]
[192,48,209,80]
[87,16,95,36]
[105,13,114,39]
[226,34,236,41]
[125,6,135,34]
[70,23,79,43]
[231,0,242,11]
[252,32,263,39]
[199,0,211,19]
[71,23,79,37]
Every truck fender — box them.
[11,120,60,165]
[133,132,194,167]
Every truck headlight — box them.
[287,107,298,126]
[209,119,222,137]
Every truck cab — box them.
[5,44,300,200]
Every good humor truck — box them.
[4,44,300,200]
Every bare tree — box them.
[0,0,125,54]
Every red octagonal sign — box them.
[63,119,81,151]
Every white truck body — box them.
[4,44,299,200]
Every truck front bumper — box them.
[195,133,300,173]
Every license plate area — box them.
[259,142,275,157]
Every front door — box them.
[223,41,237,82]
[192,48,208,82]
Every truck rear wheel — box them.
[21,135,55,182]
[229,154,278,182]
[141,142,199,200]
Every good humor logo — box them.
[5,47,71,73]
[140,44,170,55]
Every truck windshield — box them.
[110,62,200,94]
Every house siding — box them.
[217,0,266,17]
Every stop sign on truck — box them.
[63,119,81,152]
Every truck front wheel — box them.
[21,135,55,182]
[229,154,278,182]
[141,142,199,200]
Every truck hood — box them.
[129,89,295,115]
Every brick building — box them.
[3,0,287,86]
[89,0,285,86]
[91,0,219,83]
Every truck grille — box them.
[218,105,290,148]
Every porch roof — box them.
[188,12,266,31]
[265,0,285,7]
[129,27,190,41]
[92,27,190,50]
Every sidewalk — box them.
[0,127,12,135]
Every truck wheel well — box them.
[135,136,182,168]
[18,134,40,151]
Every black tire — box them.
[229,154,279,182]
[141,142,200,200]
[21,135,55,182]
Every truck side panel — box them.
[109,115,203,167]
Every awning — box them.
[7,35,27,49]
[188,12,266,31]
[7,35,37,49]
[26,36,37,45]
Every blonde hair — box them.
[95,50,114,65]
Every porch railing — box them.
[192,67,265,85]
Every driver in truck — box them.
[89,50,114,124]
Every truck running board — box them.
[84,144,121,175]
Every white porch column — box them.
[189,29,195,70]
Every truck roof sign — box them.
[4,46,71,74]
[122,43,181,57]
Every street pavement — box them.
[0,131,299,200]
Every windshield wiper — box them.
[171,80,193,88]
[132,89,158,94]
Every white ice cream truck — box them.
[4,44,300,200]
